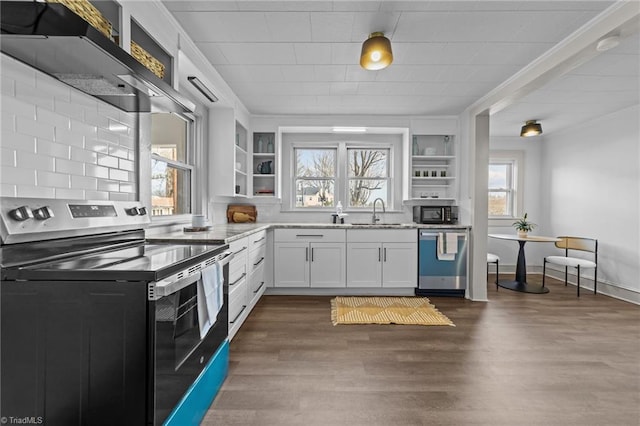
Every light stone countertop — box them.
[146,222,471,244]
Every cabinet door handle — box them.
[378,247,381,262]
[305,247,309,261]
[229,305,247,324]
[253,236,265,244]
[234,246,247,255]
[384,248,387,262]
[253,281,265,294]
[296,234,323,238]
[311,247,314,262]
[253,257,265,267]
[230,272,246,286]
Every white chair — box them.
[487,253,500,290]
[543,236,598,297]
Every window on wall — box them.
[292,142,394,210]
[488,151,523,218]
[150,113,193,216]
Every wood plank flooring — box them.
[203,276,640,426]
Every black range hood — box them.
[0,1,195,113]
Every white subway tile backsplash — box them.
[16,151,54,172]
[54,188,85,200]
[16,80,54,110]
[16,116,55,140]
[109,145,129,159]
[97,179,119,192]
[3,96,36,120]
[55,158,85,176]
[85,164,109,179]
[118,158,135,172]
[85,190,109,200]
[1,148,16,167]
[109,169,129,182]
[1,130,36,152]
[97,128,120,145]
[85,139,109,154]
[119,182,135,193]
[119,134,136,150]
[2,167,35,185]
[36,139,70,159]
[37,171,70,188]
[0,183,16,197]
[97,154,119,168]
[2,54,137,200]
[17,185,55,199]
[36,107,71,130]
[2,113,15,133]
[55,99,86,121]
[70,147,98,164]
[71,175,97,191]
[2,76,15,97]
[108,192,131,201]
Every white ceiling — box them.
[162,1,639,136]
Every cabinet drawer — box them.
[275,228,346,243]
[228,283,247,326]
[347,229,417,243]
[247,230,267,251]
[248,244,266,273]
[228,267,247,299]
[229,237,249,256]
[249,262,266,297]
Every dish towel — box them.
[197,263,224,339]
[437,232,459,261]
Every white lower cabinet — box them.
[346,229,418,288]
[274,229,346,288]
[227,229,269,341]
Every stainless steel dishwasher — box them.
[416,230,468,297]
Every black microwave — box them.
[414,205,458,224]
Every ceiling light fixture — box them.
[596,35,620,52]
[520,120,543,137]
[187,76,218,103]
[360,32,393,71]
[332,126,367,133]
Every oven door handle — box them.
[149,251,234,300]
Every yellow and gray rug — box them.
[331,296,454,326]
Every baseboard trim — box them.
[265,287,416,296]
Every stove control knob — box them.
[138,207,148,215]
[9,206,34,221]
[126,207,140,216]
[33,206,54,220]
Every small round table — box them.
[488,234,561,294]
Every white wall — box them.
[541,104,639,297]
[487,134,545,268]
[1,55,137,201]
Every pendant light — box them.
[360,32,393,71]
[520,120,543,137]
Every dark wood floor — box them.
[203,275,640,426]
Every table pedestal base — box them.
[497,280,549,294]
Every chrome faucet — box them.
[372,198,386,224]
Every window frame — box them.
[488,150,524,223]
[288,141,395,211]
[149,112,196,219]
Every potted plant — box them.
[512,213,536,238]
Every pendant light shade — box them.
[520,120,543,137]
[360,32,393,70]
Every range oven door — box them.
[150,255,231,425]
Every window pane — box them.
[295,179,334,207]
[151,113,187,162]
[295,149,335,177]
[349,179,388,207]
[348,149,388,178]
[488,164,509,189]
[489,191,510,216]
[151,159,191,215]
